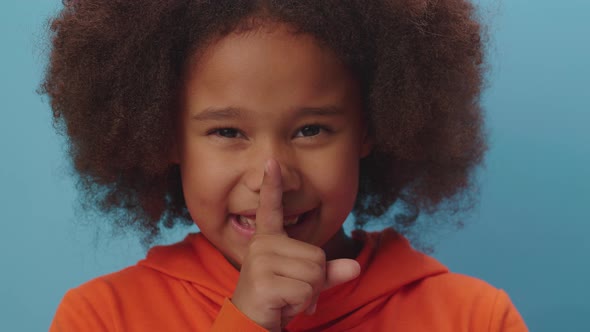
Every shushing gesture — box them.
[231,159,361,331]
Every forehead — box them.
[182,24,359,116]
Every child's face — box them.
[177,24,371,265]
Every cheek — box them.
[303,145,360,210]
[180,146,238,214]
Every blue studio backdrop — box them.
[1,0,588,331]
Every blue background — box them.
[1,0,588,330]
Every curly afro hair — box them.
[40,0,487,244]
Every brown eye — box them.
[297,125,322,137]
[210,128,241,138]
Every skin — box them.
[176,23,371,330]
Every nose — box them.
[243,146,302,194]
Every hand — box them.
[231,159,361,332]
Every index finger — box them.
[255,159,286,236]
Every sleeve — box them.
[49,288,110,332]
[488,290,529,332]
[210,298,268,332]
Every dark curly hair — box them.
[40,0,487,245]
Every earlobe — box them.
[359,125,373,158]
[169,141,181,165]
[360,135,373,158]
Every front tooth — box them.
[284,215,300,226]
[239,215,256,228]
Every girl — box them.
[43,0,527,331]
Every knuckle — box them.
[314,268,325,285]
[311,247,326,263]
[301,282,314,300]
[304,260,323,279]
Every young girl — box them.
[43,0,527,331]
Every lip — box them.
[232,208,314,220]
[230,214,256,239]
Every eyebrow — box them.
[191,107,244,121]
[191,106,345,121]
[297,106,345,117]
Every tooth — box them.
[238,214,303,227]
[239,215,256,228]
[284,215,300,226]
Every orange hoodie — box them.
[50,229,527,331]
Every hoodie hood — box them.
[139,229,448,331]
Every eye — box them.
[295,125,325,138]
[209,128,242,138]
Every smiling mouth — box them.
[235,210,311,229]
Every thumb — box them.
[323,259,361,290]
